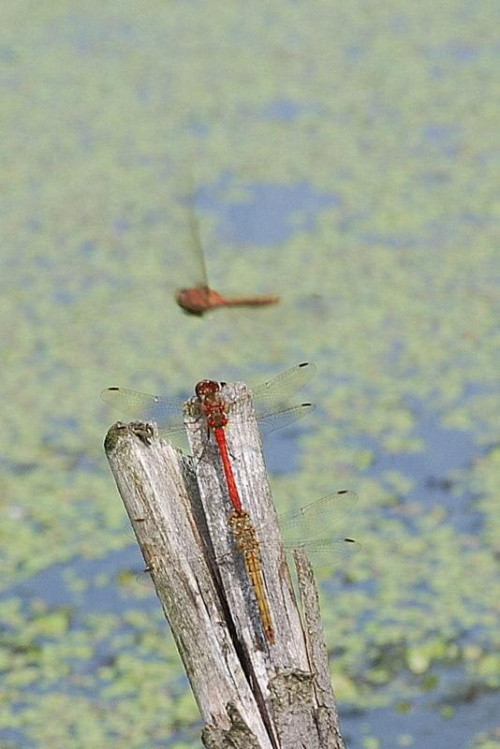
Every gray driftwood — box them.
[103,380,346,749]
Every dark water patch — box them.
[264,420,315,475]
[63,13,138,55]
[423,42,483,64]
[53,289,77,306]
[423,123,461,144]
[362,399,481,534]
[251,98,324,122]
[3,546,157,619]
[417,170,452,186]
[194,174,341,246]
[0,458,39,476]
[80,239,97,256]
[342,665,500,749]
[259,98,304,121]
[345,43,368,62]
[0,446,103,478]
[0,728,32,749]
[113,216,132,234]
[185,117,210,137]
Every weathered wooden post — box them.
[103,379,346,749]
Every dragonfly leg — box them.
[129,422,154,446]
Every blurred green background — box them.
[1,2,499,747]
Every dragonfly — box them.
[103,362,317,642]
[127,490,359,645]
[101,361,317,453]
[175,205,279,316]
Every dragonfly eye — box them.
[195,380,220,398]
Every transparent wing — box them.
[255,403,315,435]
[185,200,211,288]
[101,362,316,436]
[280,489,361,567]
[100,387,313,440]
[283,537,360,567]
[125,490,358,591]
[279,490,357,544]
[252,362,317,414]
[100,387,186,433]
[279,490,359,567]
[126,537,359,594]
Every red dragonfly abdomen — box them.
[214,428,243,513]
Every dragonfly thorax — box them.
[176,287,227,316]
[195,380,229,429]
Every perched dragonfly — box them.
[101,362,316,448]
[102,362,317,642]
[175,206,279,316]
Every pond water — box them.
[1,2,499,747]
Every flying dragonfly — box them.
[175,204,279,316]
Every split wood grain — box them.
[103,380,346,748]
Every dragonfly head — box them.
[195,379,221,398]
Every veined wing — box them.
[254,403,315,435]
[280,490,357,543]
[101,361,316,436]
[184,196,211,289]
[284,537,360,567]
[100,387,186,433]
[124,490,359,592]
[251,362,317,415]
[280,490,359,566]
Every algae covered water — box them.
[1,2,499,747]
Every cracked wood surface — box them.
[103,380,346,748]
